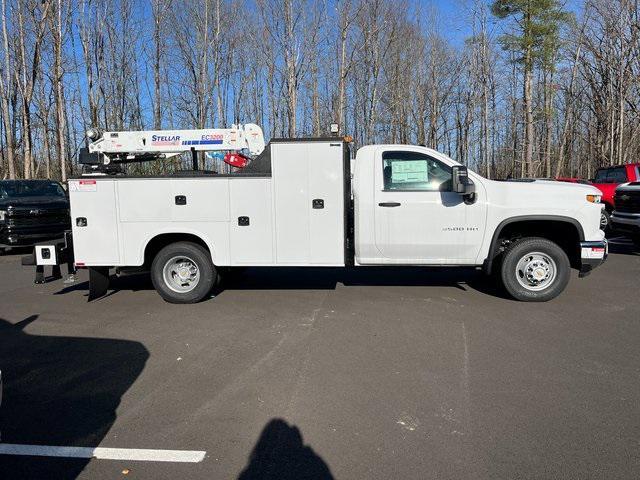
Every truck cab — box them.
[353,145,605,272]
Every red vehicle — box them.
[554,177,611,230]
[590,164,640,230]
[555,177,592,185]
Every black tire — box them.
[632,234,640,249]
[600,209,611,233]
[150,242,216,304]
[499,237,570,302]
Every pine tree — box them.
[491,0,571,177]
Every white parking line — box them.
[0,444,206,463]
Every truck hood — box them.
[492,179,600,195]
[614,181,640,192]
[0,196,69,210]
[526,179,600,194]
[481,178,602,210]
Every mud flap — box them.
[35,265,45,284]
[88,267,110,301]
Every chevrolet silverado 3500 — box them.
[27,125,607,303]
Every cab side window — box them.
[594,169,608,183]
[596,167,628,183]
[382,151,451,191]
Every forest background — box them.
[0,0,638,180]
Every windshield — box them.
[0,181,66,199]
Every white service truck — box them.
[28,124,608,303]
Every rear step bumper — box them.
[22,231,75,284]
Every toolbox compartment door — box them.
[229,178,274,264]
[271,141,345,265]
[69,179,120,265]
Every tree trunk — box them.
[284,0,297,137]
[543,69,553,178]
[152,0,162,129]
[523,48,534,177]
[53,0,67,181]
[0,0,15,179]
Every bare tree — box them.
[0,0,639,182]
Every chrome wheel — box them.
[162,256,200,293]
[515,252,557,292]
[600,211,609,230]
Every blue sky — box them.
[422,0,584,46]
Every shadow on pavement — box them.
[222,266,508,298]
[238,418,333,480]
[0,315,149,479]
[54,266,509,300]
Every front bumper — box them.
[0,223,69,247]
[579,240,608,277]
[610,211,640,236]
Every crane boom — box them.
[81,123,265,167]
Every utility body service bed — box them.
[69,139,351,268]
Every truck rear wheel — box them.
[499,237,570,302]
[151,242,216,304]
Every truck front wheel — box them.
[499,237,570,302]
[151,242,216,304]
[600,209,611,233]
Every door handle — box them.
[378,202,401,207]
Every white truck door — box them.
[373,148,468,263]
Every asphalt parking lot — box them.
[1,239,639,479]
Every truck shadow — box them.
[238,418,334,480]
[222,266,502,297]
[54,266,508,300]
[0,315,149,479]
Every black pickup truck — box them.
[611,182,640,247]
[0,180,71,252]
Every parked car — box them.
[591,163,640,231]
[611,182,640,247]
[0,180,71,253]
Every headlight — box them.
[586,194,601,203]
[0,210,5,221]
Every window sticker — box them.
[391,160,428,183]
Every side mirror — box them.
[451,165,475,195]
